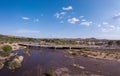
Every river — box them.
[0,48,120,76]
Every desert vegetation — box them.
[68,49,120,61]
[0,45,24,71]
[1,45,12,57]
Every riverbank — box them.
[67,49,120,62]
[0,43,26,51]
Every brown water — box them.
[0,48,120,76]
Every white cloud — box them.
[60,12,66,15]
[68,17,79,24]
[79,16,84,18]
[16,29,40,34]
[109,25,115,28]
[81,19,86,22]
[99,21,120,32]
[54,13,60,18]
[80,21,92,26]
[35,18,39,22]
[60,21,64,23]
[22,17,30,20]
[54,12,66,19]
[100,27,114,32]
[62,6,73,11]
[102,22,109,25]
[98,24,102,27]
[113,12,120,20]
[101,28,109,32]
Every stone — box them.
[0,62,4,70]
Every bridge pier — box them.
[69,45,71,50]
[54,46,56,50]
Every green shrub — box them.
[1,45,12,57]
[116,41,120,46]
[8,60,21,70]
[45,72,53,76]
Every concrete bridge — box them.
[18,42,101,50]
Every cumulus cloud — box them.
[54,13,60,18]
[113,13,120,20]
[54,12,66,19]
[16,29,40,34]
[80,21,92,26]
[68,17,79,24]
[22,17,30,20]
[62,6,73,11]
[98,21,120,32]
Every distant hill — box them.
[0,34,115,43]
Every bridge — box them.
[18,42,101,50]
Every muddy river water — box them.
[0,48,120,76]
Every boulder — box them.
[14,56,24,63]
[0,62,4,70]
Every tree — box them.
[116,41,120,46]
[2,45,12,57]
[108,41,114,46]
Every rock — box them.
[68,51,73,54]
[54,67,70,76]
[117,59,120,62]
[0,62,4,70]
[73,64,85,69]
[14,53,17,55]
[10,53,15,57]
[17,56,24,63]
[24,50,31,56]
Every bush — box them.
[8,60,21,70]
[1,45,12,57]
[45,73,53,76]
[108,41,114,46]
[116,41,120,46]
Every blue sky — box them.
[0,0,120,39]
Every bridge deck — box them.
[18,43,101,49]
